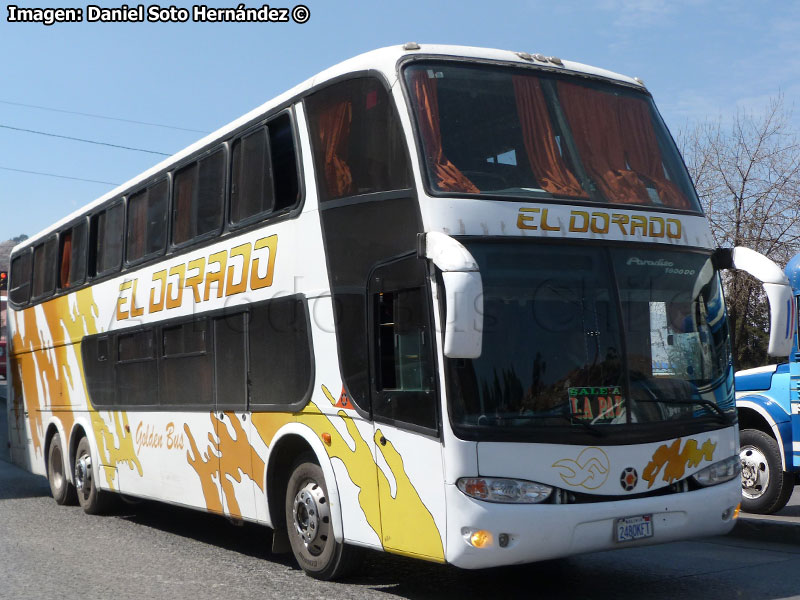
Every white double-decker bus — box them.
[6,44,795,580]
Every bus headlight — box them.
[691,456,741,487]
[457,477,552,503]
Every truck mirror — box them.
[419,232,483,359]
[725,247,795,357]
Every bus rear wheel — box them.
[47,435,77,505]
[74,437,112,515]
[284,457,359,580]
[739,429,794,515]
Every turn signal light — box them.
[461,528,493,548]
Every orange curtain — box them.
[317,100,354,199]
[557,81,647,205]
[618,97,690,209]
[512,75,587,198]
[59,232,72,288]
[558,82,690,209]
[409,70,479,193]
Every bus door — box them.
[369,257,447,562]
[212,311,257,519]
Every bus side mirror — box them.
[715,246,795,357]
[419,232,483,359]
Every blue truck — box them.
[735,253,800,514]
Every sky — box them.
[1,0,798,243]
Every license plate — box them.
[615,514,654,542]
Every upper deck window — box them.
[230,112,300,226]
[127,179,168,263]
[9,250,32,306]
[58,220,88,290]
[31,236,57,300]
[306,77,412,201]
[91,201,124,277]
[403,62,700,212]
[173,148,225,245]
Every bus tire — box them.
[739,429,795,514]
[74,437,112,515]
[47,435,77,505]
[284,457,360,580]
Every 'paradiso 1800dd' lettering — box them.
[116,235,277,321]
[517,207,682,239]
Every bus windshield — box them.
[403,62,701,212]
[447,241,732,438]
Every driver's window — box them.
[371,260,437,432]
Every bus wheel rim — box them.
[292,482,330,555]
[75,453,92,494]
[740,444,769,500]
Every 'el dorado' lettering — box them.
[116,235,277,321]
[517,207,682,240]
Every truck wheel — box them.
[47,435,77,505]
[284,456,360,580]
[739,429,794,514]
[74,437,112,515]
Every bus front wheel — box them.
[284,457,359,580]
[739,429,794,514]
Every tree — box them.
[679,96,800,369]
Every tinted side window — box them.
[9,250,32,306]
[116,329,157,406]
[231,126,274,224]
[59,221,88,289]
[173,149,225,245]
[230,112,300,225]
[215,312,247,410]
[161,319,213,406]
[370,258,437,431]
[249,296,313,408]
[31,236,57,300]
[93,201,124,277]
[306,77,412,201]
[270,113,300,211]
[127,180,168,263]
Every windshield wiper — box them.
[635,397,734,425]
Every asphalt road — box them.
[2,387,800,599]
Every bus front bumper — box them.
[445,478,740,569]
